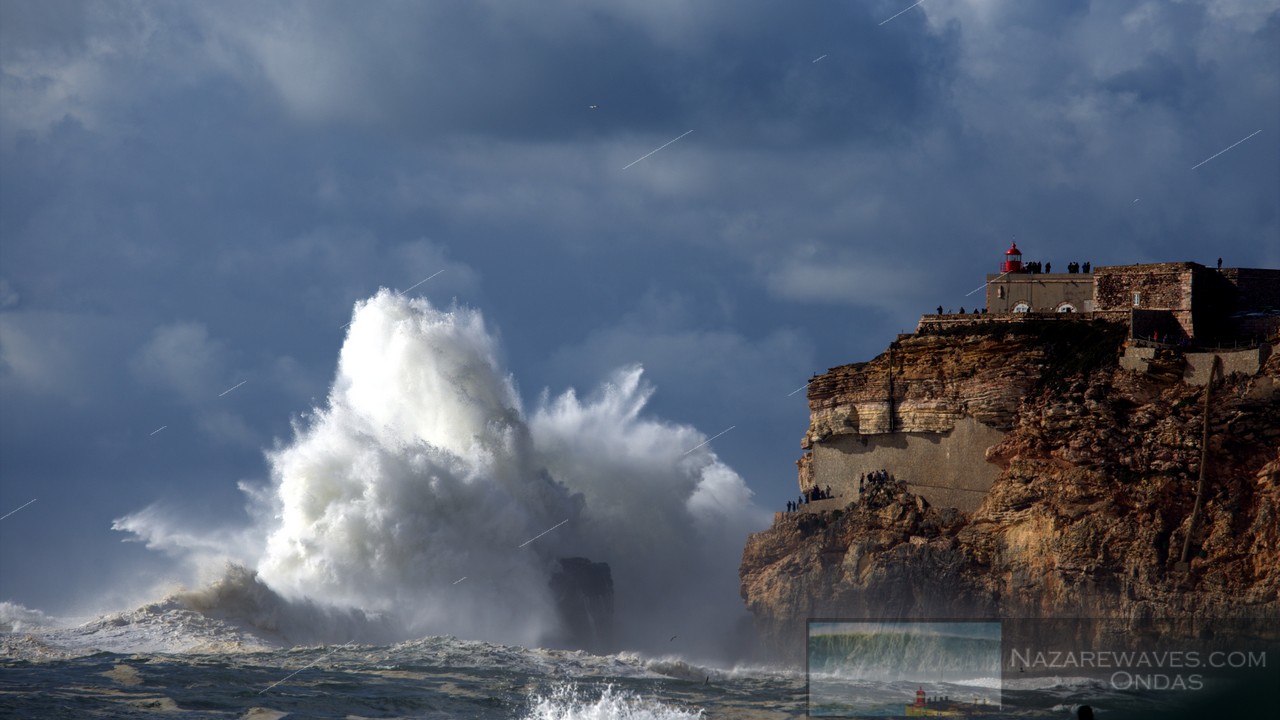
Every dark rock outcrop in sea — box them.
[550,557,615,652]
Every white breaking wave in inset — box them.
[950,675,1002,689]
[115,290,767,656]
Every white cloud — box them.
[0,310,117,403]
[129,322,227,404]
[0,277,19,308]
[544,289,813,417]
[197,408,259,448]
[0,3,205,144]
[269,355,324,402]
[1198,0,1280,30]
[764,255,931,311]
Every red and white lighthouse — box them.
[915,687,927,708]
[1001,242,1023,273]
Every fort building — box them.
[967,242,1279,344]
[985,242,1095,314]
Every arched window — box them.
[1012,301,1030,313]
[1056,302,1076,313]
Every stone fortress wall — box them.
[1092,263,1198,338]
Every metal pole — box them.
[1179,355,1220,568]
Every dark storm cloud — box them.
[1,0,1277,613]
[165,0,957,148]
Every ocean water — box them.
[7,606,1273,720]
[4,583,1275,718]
[2,615,804,720]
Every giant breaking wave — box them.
[113,290,767,657]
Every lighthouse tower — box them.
[915,687,927,708]
[1002,242,1023,273]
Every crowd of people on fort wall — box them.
[859,469,894,494]
[860,469,906,509]
[785,469,906,513]
[936,306,987,315]
[1020,260,1091,274]
[786,485,834,512]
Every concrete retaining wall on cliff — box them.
[1184,344,1272,385]
[811,417,1006,512]
[1120,343,1273,386]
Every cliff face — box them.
[742,322,1280,661]
[805,332,1043,441]
[804,321,1126,444]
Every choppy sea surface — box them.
[0,639,1188,720]
[2,624,804,719]
[4,595,1276,719]
[6,607,1272,720]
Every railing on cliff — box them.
[915,311,1102,335]
[1127,336,1270,353]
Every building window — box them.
[998,286,1006,299]
[1013,301,1030,313]
[1057,303,1076,313]
[1133,292,1141,307]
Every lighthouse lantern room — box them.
[1002,242,1023,273]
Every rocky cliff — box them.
[741,320,1280,661]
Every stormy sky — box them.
[2,0,1277,615]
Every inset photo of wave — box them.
[808,620,1001,717]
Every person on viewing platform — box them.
[1045,262,1051,273]
[937,305,943,315]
